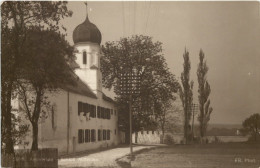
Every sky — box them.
[61,1,260,125]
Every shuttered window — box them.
[91,129,96,142]
[97,106,101,118]
[83,103,89,116]
[101,107,104,119]
[78,102,83,116]
[78,129,84,143]
[107,130,110,140]
[85,129,90,143]
[98,129,102,141]
[103,130,107,140]
[90,105,96,118]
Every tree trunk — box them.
[161,130,165,144]
[31,90,42,151]
[135,131,138,143]
[2,82,15,154]
[31,122,38,151]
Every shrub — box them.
[164,134,175,145]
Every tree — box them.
[1,1,72,154]
[156,101,181,143]
[101,35,178,143]
[179,49,194,144]
[241,113,260,142]
[17,28,75,150]
[197,49,213,139]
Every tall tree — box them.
[101,35,178,143]
[179,49,194,144]
[197,49,213,139]
[1,1,72,154]
[241,113,260,142]
[17,28,75,150]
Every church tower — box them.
[73,2,103,98]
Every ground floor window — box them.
[103,130,107,140]
[91,129,96,142]
[98,129,102,141]
[85,129,90,143]
[78,129,84,143]
[107,130,110,140]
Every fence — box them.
[1,148,58,168]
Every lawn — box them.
[118,142,260,168]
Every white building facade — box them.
[17,4,123,155]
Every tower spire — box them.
[84,2,88,20]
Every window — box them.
[78,129,84,143]
[91,129,96,142]
[107,130,110,140]
[97,106,101,118]
[98,129,102,141]
[104,108,107,119]
[101,107,104,119]
[85,129,90,143]
[90,105,96,118]
[83,103,89,116]
[107,109,111,119]
[83,51,87,64]
[78,102,83,116]
[103,130,107,140]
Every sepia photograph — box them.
[1,1,260,168]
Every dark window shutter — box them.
[103,130,106,140]
[78,129,81,143]
[91,129,95,142]
[78,102,83,116]
[107,109,110,119]
[101,107,104,119]
[97,106,101,118]
[107,130,110,140]
[98,129,101,141]
[83,103,88,116]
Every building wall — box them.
[18,89,120,155]
[132,131,161,144]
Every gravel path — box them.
[58,145,156,168]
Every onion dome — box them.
[73,3,102,45]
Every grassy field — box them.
[118,142,260,168]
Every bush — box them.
[164,134,175,145]
[213,136,222,143]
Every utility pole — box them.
[129,94,133,154]
[119,69,140,157]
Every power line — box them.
[122,1,126,37]
[144,0,151,35]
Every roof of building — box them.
[102,93,115,104]
[61,72,97,99]
[72,15,102,45]
[61,71,115,104]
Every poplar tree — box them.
[179,49,193,144]
[197,49,213,139]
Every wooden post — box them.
[129,94,133,155]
